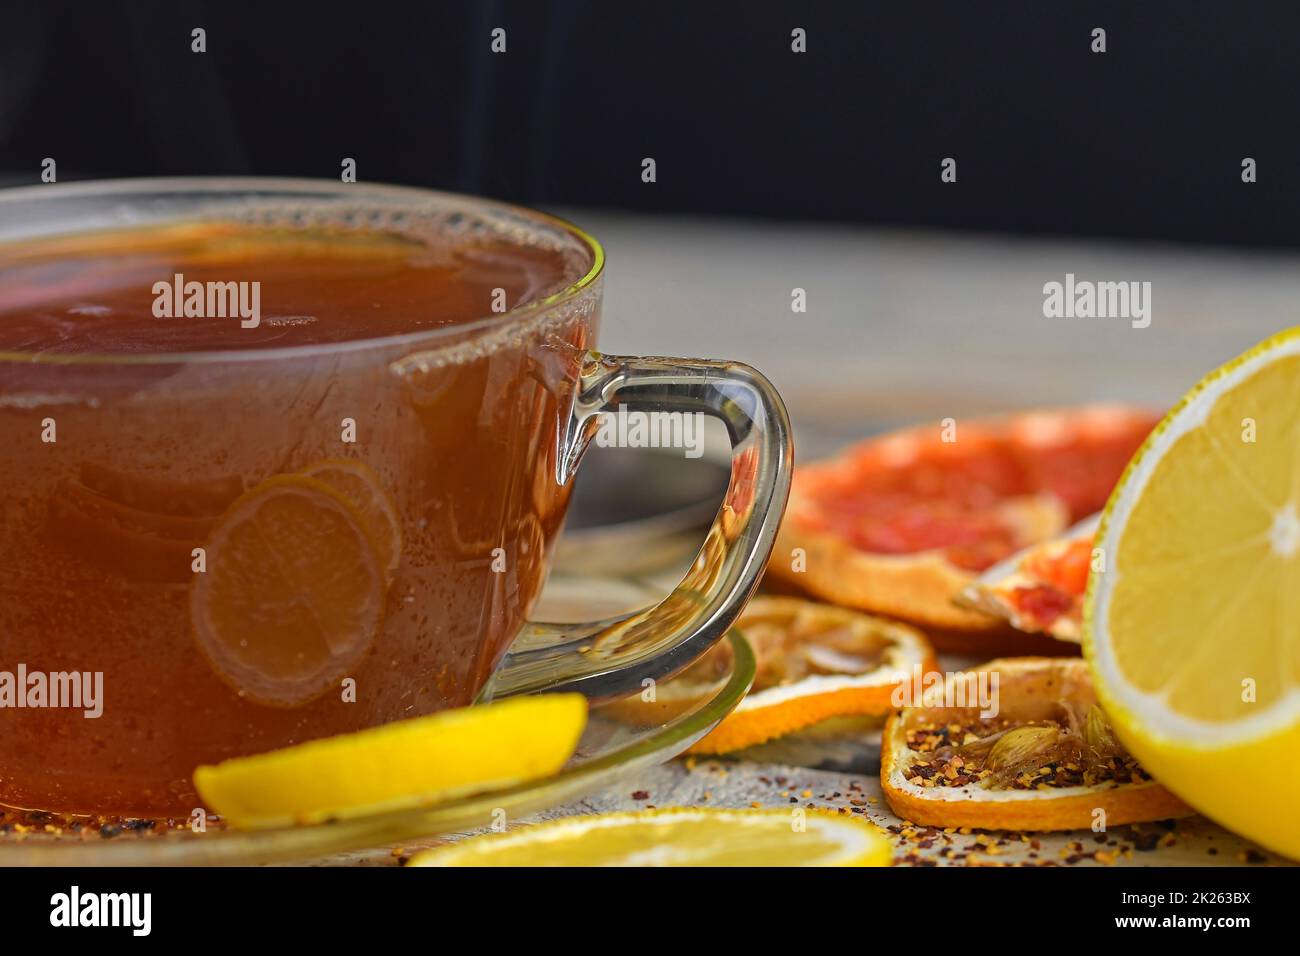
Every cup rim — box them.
[0,176,605,366]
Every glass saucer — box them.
[0,629,752,866]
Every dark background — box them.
[1,1,1296,246]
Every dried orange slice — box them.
[299,459,402,578]
[881,658,1191,831]
[603,599,935,751]
[768,406,1158,634]
[191,475,386,707]
[690,598,937,754]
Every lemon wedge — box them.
[194,694,587,828]
[1085,326,1300,859]
[407,807,892,867]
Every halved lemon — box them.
[190,475,386,707]
[407,807,892,867]
[881,658,1191,831]
[300,459,403,579]
[194,694,587,828]
[1085,327,1300,859]
[690,597,936,754]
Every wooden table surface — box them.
[569,209,1300,455]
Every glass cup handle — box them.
[479,351,792,704]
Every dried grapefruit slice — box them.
[688,597,937,754]
[191,475,386,707]
[880,658,1191,831]
[408,807,892,867]
[195,694,586,828]
[769,405,1157,632]
[1086,327,1300,859]
[299,459,403,579]
[958,516,1099,642]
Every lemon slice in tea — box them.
[300,459,403,579]
[191,475,387,707]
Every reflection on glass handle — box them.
[480,351,792,703]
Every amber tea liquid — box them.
[0,216,597,815]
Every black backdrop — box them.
[1,0,1296,246]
